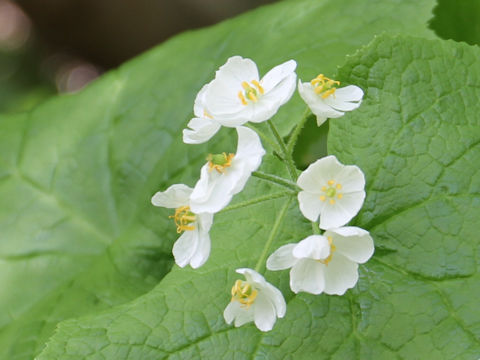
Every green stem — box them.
[311,221,320,235]
[219,191,294,213]
[254,196,293,272]
[267,120,298,181]
[286,107,311,154]
[252,171,299,191]
[245,123,281,154]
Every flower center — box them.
[319,179,343,205]
[311,74,340,99]
[207,152,235,173]
[238,80,264,105]
[231,279,258,308]
[319,236,336,265]
[169,205,196,233]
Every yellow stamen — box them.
[336,184,342,189]
[169,206,196,233]
[203,109,213,119]
[328,180,335,186]
[310,74,340,99]
[231,280,258,308]
[337,193,343,199]
[319,195,326,201]
[238,91,248,105]
[207,152,235,173]
[329,199,336,205]
[319,236,336,265]
[251,80,264,94]
[321,186,327,191]
[247,92,258,102]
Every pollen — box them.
[231,280,258,308]
[207,152,235,173]
[329,199,336,205]
[238,80,264,105]
[337,193,343,199]
[311,74,340,99]
[169,206,196,233]
[319,195,326,201]
[321,179,343,204]
[203,110,213,119]
[328,180,335,185]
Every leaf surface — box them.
[0,0,439,358]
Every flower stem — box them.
[220,191,295,213]
[252,171,300,191]
[254,196,294,272]
[286,107,311,154]
[245,123,281,154]
[267,120,298,181]
[311,221,320,235]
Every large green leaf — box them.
[0,0,439,358]
[37,34,480,359]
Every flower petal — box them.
[189,230,211,269]
[298,80,343,124]
[234,126,266,174]
[172,231,197,268]
[262,282,287,318]
[224,301,254,327]
[322,253,359,295]
[325,227,374,264]
[254,293,277,331]
[260,59,297,93]
[237,268,266,285]
[205,56,259,116]
[183,117,221,144]
[193,82,210,117]
[266,244,297,270]
[333,85,364,102]
[336,164,365,193]
[290,259,325,294]
[297,155,340,193]
[292,235,330,260]
[297,191,324,222]
[151,184,192,208]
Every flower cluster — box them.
[152,56,373,332]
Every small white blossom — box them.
[151,184,213,269]
[183,56,297,144]
[297,155,365,229]
[298,74,363,126]
[224,268,286,332]
[266,228,374,295]
[190,126,265,213]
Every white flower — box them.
[183,56,297,144]
[266,227,374,295]
[224,268,286,332]
[151,184,213,269]
[190,126,265,213]
[297,155,365,229]
[183,83,222,144]
[298,74,363,126]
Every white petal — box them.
[298,81,343,122]
[322,253,359,295]
[237,268,266,285]
[266,244,297,270]
[197,212,214,232]
[183,117,221,144]
[260,59,297,93]
[297,191,324,222]
[336,164,365,192]
[292,235,330,260]
[205,56,259,116]
[262,282,287,318]
[297,156,342,192]
[234,126,266,173]
[254,293,277,331]
[290,259,325,294]
[189,230,211,269]
[333,85,364,102]
[172,231,197,268]
[224,301,254,327]
[189,164,238,213]
[318,192,364,230]
[151,184,192,208]
[193,82,210,117]
[325,227,374,264]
